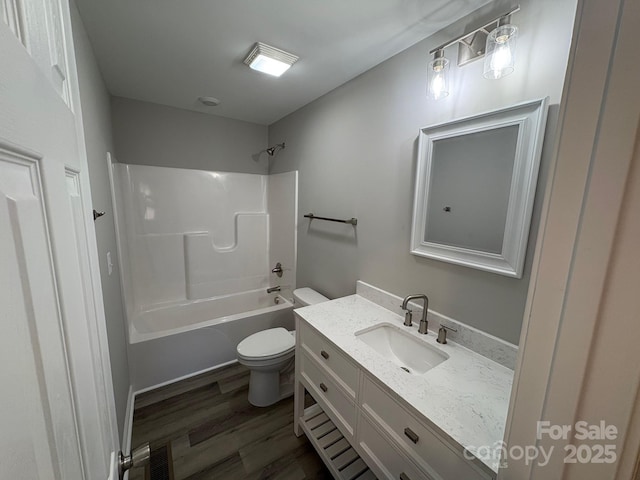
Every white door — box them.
[0,1,119,479]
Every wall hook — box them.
[93,209,106,221]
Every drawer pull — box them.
[404,427,419,444]
[320,350,329,359]
[399,473,412,480]
[320,383,328,392]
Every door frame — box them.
[502,0,640,478]
[0,0,121,475]
[62,0,120,473]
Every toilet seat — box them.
[236,327,295,360]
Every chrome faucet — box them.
[401,294,429,334]
[266,286,281,294]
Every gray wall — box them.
[268,0,576,344]
[70,2,130,440]
[111,97,269,173]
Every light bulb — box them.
[427,53,450,100]
[489,44,512,77]
[431,72,446,99]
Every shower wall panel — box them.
[113,164,270,312]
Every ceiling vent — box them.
[243,42,298,77]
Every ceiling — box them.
[74,0,492,125]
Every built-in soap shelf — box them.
[300,403,377,480]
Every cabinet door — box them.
[358,414,437,480]
[300,352,357,437]
[299,321,359,397]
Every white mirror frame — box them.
[411,98,549,278]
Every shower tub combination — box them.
[127,289,294,389]
[109,161,298,390]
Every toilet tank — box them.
[293,288,329,307]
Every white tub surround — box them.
[109,162,298,389]
[268,172,298,298]
[111,164,298,313]
[294,290,514,476]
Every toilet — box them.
[236,288,329,407]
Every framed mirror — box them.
[411,98,549,278]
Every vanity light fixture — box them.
[243,42,299,77]
[426,5,520,100]
[427,50,450,100]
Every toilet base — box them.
[246,357,295,407]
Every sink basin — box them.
[355,323,448,374]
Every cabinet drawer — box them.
[298,321,358,398]
[300,352,356,437]
[359,414,432,480]
[362,377,492,480]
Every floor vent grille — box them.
[146,444,174,480]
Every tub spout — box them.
[266,286,281,294]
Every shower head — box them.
[266,142,285,156]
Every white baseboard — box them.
[132,359,239,397]
[124,358,240,449]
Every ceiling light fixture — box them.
[243,42,299,77]
[426,5,520,100]
[198,96,220,107]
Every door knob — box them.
[118,443,150,480]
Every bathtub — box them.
[127,289,295,390]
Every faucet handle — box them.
[436,324,457,344]
[271,262,283,277]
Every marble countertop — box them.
[295,294,514,474]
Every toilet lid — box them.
[237,327,295,358]
[293,287,329,307]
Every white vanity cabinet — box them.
[360,376,492,480]
[294,317,495,480]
